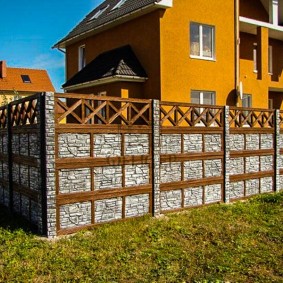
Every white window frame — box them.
[253,43,273,74]
[89,5,109,20]
[78,45,86,71]
[112,0,127,10]
[242,94,252,108]
[190,22,215,60]
[191,90,216,105]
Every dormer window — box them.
[89,5,109,20]
[112,0,127,10]
[21,75,31,83]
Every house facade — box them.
[0,60,55,105]
[54,0,283,109]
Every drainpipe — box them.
[235,0,240,106]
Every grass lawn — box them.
[0,192,282,282]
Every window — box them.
[268,98,273,109]
[190,23,215,59]
[242,94,252,125]
[191,90,215,105]
[112,0,127,10]
[21,75,31,83]
[253,43,273,74]
[242,94,252,108]
[78,45,86,71]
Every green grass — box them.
[0,192,282,282]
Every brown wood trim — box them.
[13,183,38,202]
[56,213,152,236]
[230,128,274,134]
[160,177,223,191]
[57,223,95,236]
[230,149,274,157]
[160,152,224,163]
[230,171,274,182]
[55,155,152,169]
[10,124,40,133]
[55,125,152,134]
[56,185,152,205]
[55,93,152,103]
[12,155,39,167]
[161,127,223,134]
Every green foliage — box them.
[0,192,282,282]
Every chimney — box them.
[0,61,7,78]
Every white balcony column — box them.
[269,0,279,26]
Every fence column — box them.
[224,106,230,203]
[7,103,13,211]
[152,99,161,216]
[44,92,57,238]
[275,109,280,192]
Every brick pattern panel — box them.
[56,129,152,234]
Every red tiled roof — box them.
[0,67,55,93]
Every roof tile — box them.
[54,0,164,48]
[0,67,55,93]
[63,45,147,88]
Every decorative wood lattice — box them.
[229,108,274,128]
[10,97,39,126]
[55,93,152,126]
[160,102,224,127]
[0,106,7,129]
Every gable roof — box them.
[63,45,148,90]
[53,0,172,49]
[0,66,55,93]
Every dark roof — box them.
[63,45,147,88]
[54,0,168,48]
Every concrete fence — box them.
[0,92,282,238]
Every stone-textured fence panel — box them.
[159,102,225,211]
[0,94,46,234]
[54,93,153,236]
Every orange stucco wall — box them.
[159,0,236,105]
[66,11,161,100]
[71,82,144,99]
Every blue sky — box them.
[0,0,103,91]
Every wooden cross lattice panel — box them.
[55,93,152,126]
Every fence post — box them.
[38,93,47,236]
[44,92,57,238]
[152,99,161,216]
[7,102,13,212]
[274,109,280,192]
[224,106,230,203]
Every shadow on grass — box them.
[0,204,38,234]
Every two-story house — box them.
[0,60,55,105]
[53,0,283,109]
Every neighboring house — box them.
[53,0,283,109]
[0,60,55,105]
